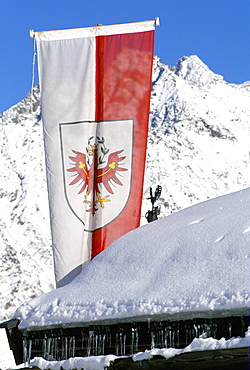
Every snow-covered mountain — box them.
[0,55,250,324]
[0,87,54,321]
[143,55,250,216]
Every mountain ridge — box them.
[143,55,250,215]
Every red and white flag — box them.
[35,21,155,287]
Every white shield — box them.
[60,119,133,232]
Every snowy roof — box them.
[15,188,250,329]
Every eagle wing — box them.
[67,150,89,194]
[97,150,127,194]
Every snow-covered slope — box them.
[0,55,250,325]
[0,87,54,322]
[15,187,250,328]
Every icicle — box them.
[169,328,173,348]
[95,334,98,355]
[119,333,122,356]
[94,334,97,355]
[54,337,59,361]
[65,336,68,360]
[131,328,135,353]
[135,328,138,352]
[61,337,64,360]
[50,338,54,359]
[163,328,167,348]
[151,332,155,349]
[176,328,180,348]
[28,339,32,362]
[194,324,198,337]
[47,338,52,359]
[88,331,94,356]
[123,333,126,356]
[131,327,138,354]
[228,322,232,338]
[147,318,151,331]
[42,337,47,359]
[22,338,27,364]
[101,333,106,354]
[115,333,119,355]
[197,324,201,337]
[68,336,75,358]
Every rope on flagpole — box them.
[30,36,37,113]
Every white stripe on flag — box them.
[37,36,96,285]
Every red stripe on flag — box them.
[92,30,154,258]
[95,36,104,121]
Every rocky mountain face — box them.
[0,55,250,321]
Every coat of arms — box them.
[60,119,133,231]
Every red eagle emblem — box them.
[67,136,127,214]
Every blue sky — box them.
[0,0,249,113]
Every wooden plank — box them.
[110,348,249,369]
[0,319,19,330]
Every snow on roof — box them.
[15,188,250,329]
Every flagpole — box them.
[29,18,160,38]
[29,29,35,38]
[155,17,160,26]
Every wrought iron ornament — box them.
[145,185,162,223]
